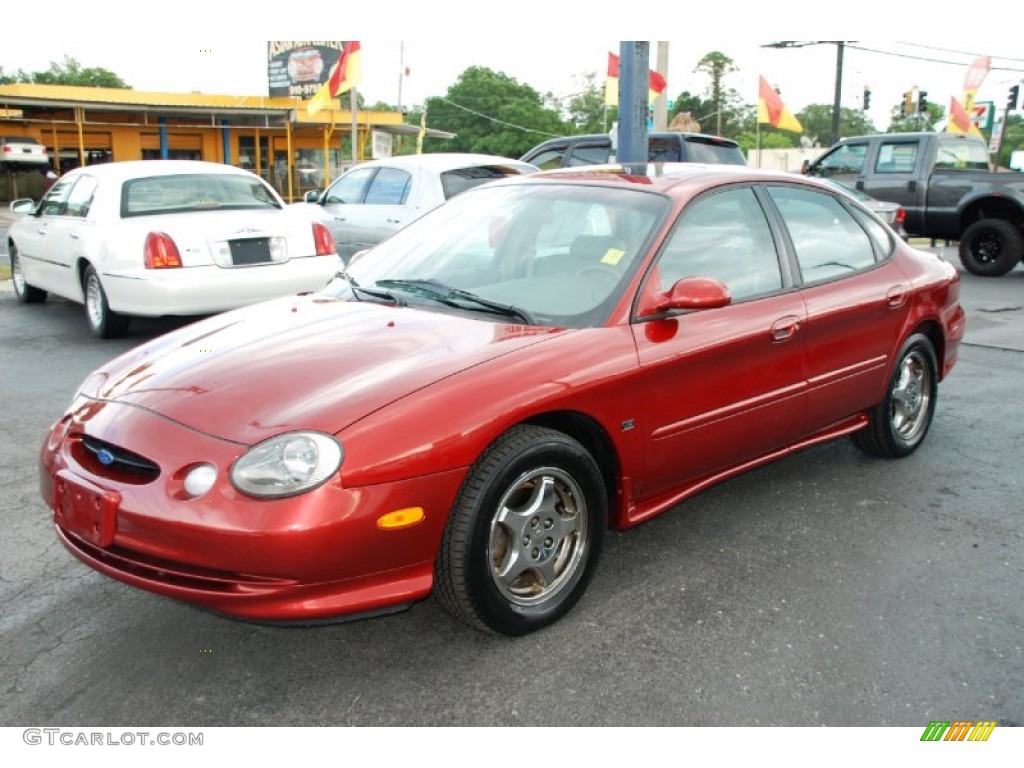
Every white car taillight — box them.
[144,232,183,269]
[312,221,336,256]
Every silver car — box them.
[299,153,538,262]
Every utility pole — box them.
[654,42,670,132]
[617,41,650,168]
[763,41,849,145]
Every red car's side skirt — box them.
[621,413,870,529]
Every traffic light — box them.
[918,91,928,113]
[863,87,871,111]
[902,90,913,117]
[1008,84,1021,111]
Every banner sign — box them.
[267,42,346,98]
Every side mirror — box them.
[640,276,731,316]
[304,189,322,203]
[9,198,37,215]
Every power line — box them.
[893,42,1024,65]
[434,97,563,137]
[846,44,1024,73]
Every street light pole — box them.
[830,41,844,145]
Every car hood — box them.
[84,295,569,444]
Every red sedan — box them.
[40,164,965,636]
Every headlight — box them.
[231,432,343,498]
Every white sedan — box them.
[8,160,342,338]
[297,153,538,262]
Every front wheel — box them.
[10,244,47,303]
[852,333,938,458]
[83,266,130,339]
[434,425,607,636]
[958,219,1023,277]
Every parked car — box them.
[42,163,964,636]
[298,153,538,262]
[820,177,906,237]
[520,131,747,169]
[0,134,49,168]
[803,131,1024,276]
[8,160,341,338]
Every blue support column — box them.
[617,41,650,171]
[221,120,231,165]
[159,118,168,159]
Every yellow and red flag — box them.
[604,52,668,107]
[961,55,990,114]
[947,96,984,138]
[757,76,803,133]
[307,41,362,116]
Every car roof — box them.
[517,162,816,194]
[62,159,260,182]
[352,153,537,173]
[527,131,739,148]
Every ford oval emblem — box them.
[96,448,115,466]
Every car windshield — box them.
[120,173,281,217]
[323,182,669,328]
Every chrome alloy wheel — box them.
[488,466,588,607]
[890,349,933,444]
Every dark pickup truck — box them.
[803,132,1024,276]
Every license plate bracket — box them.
[54,469,121,548]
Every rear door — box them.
[764,183,910,430]
[858,137,927,231]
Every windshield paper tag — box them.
[601,248,625,265]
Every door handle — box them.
[886,285,908,309]
[770,315,801,342]
[907,180,917,193]
[855,180,865,191]
[386,218,402,224]
[70,232,81,240]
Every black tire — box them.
[958,219,1023,277]
[83,265,130,339]
[852,333,938,458]
[9,243,47,303]
[434,425,607,636]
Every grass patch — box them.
[0,264,10,280]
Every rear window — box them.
[440,165,529,200]
[121,173,281,217]
[1,135,42,145]
[679,136,746,165]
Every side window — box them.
[654,187,782,301]
[568,143,611,166]
[526,144,569,170]
[813,143,868,176]
[63,176,99,218]
[363,167,411,205]
[934,136,991,170]
[323,167,374,204]
[39,177,75,216]
[849,206,893,258]
[768,186,878,283]
[874,142,918,173]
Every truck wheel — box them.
[958,219,1023,277]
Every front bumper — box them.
[40,398,465,622]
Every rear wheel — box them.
[434,425,606,635]
[958,219,1023,277]
[83,265,130,339]
[10,244,47,303]
[852,333,937,458]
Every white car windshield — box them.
[324,182,669,328]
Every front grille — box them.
[77,435,160,483]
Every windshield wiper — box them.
[375,278,535,324]
[334,271,406,306]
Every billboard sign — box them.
[267,42,346,98]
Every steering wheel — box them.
[576,264,621,294]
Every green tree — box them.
[797,104,876,145]
[694,52,737,136]
[564,72,609,134]
[3,56,130,88]
[996,113,1024,168]
[887,101,943,133]
[421,66,567,157]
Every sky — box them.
[3,3,1023,146]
